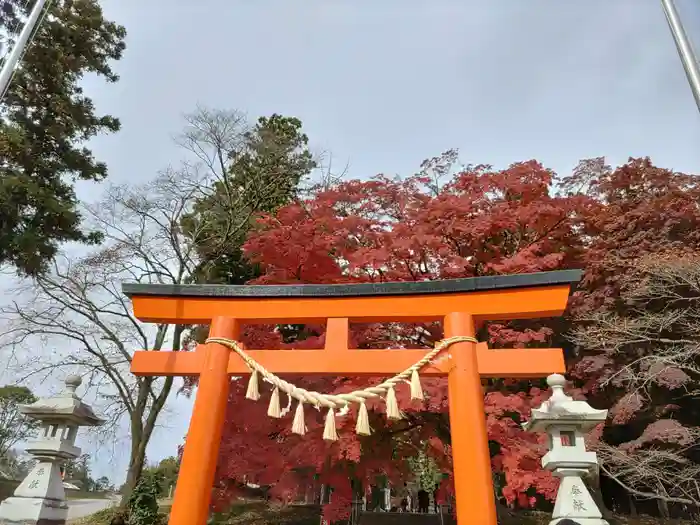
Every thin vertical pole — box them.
[0,0,50,102]
[661,0,700,114]
[445,312,497,525]
[169,317,238,525]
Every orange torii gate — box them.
[124,269,581,525]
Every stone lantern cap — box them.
[524,374,608,433]
[19,375,104,427]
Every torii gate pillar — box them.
[124,269,582,525]
[445,311,495,522]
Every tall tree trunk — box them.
[119,327,181,506]
[120,420,148,506]
[119,379,175,505]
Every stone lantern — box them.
[0,375,104,525]
[524,374,609,525]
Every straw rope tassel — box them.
[268,386,282,418]
[280,391,293,417]
[246,369,261,401]
[385,386,402,420]
[323,408,338,441]
[355,401,371,436]
[410,369,424,401]
[292,401,306,435]
[205,335,478,439]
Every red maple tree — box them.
[562,156,700,313]
[209,155,698,520]
[565,158,700,511]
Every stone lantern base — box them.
[548,468,609,525]
[0,459,69,525]
[0,496,68,525]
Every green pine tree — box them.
[0,0,126,275]
[182,113,316,285]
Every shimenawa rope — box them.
[205,335,477,441]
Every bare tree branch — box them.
[0,164,212,501]
[0,106,327,501]
[571,254,700,508]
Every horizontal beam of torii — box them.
[123,270,582,525]
[123,270,579,325]
[131,319,564,377]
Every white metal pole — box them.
[0,0,50,101]
[661,0,700,114]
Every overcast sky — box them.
[6,0,700,484]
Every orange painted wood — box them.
[130,344,564,377]
[131,351,204,375]
[445,312,498,525]
[169,318,239,525]
[129,285,571,324]
[324,317,349,349]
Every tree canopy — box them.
[206,154,700,521]
[180,110,316,286]
[0,106,317,505]
[0,0,126,275]
[570,254,700,510]
[63,453,95,491]
[0,384,37,459]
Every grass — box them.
[209,501,321,525]
[69,507,119,525]
[69,499,172,525]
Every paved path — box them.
[67,497,117,520]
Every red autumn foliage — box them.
[568,254,700,509]
[208,154,699,520]
[564,159,700,506]
[561,157,700,312]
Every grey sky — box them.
[9,0,700,483]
